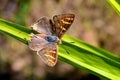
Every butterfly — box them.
[28,14,75,67]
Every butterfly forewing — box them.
[37,43,58,67]
[53,14,75,38]
[31,17,52,35]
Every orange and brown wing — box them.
[37,43,58,67]
[53,14,75,38]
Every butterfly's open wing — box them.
[37,43,58,67]
[28,34,49,51]
[53,14,75,38]
[31,17,52,35]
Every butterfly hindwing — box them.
[53,14,75,38]
[37,43,58,67]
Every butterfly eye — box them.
[45,36,57,42]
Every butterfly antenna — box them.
[61,41,75,54]
[69,42,75,44]
[61,45,70,54]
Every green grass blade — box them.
[0,19,34,44]
[0,19,120,79]
[108,0,120,15]
[59,35,120,79]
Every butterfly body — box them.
[29,14,75,67]
[45,35,58,42]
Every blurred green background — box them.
[0,0,120,80]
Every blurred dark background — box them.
[0,0,120,80]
